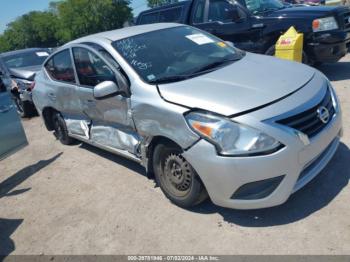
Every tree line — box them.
[0,0,132,52]
[147,0,178,8]
[0,0,180,53]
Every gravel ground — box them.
[0,55,349,256]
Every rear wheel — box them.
[52,112,74,145]
[265,45,309,64]
[153,142,208,208]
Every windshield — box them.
[3,50,50,69]
[245,0,284,14]
[112,26,243,84]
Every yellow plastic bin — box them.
[275,26,304,63]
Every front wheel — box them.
[153,143,208,208]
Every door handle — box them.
[0,105,12,113]
[85,100,96,105]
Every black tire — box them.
[153,142,208,208]
[52,112,74,145]
[314,61,324,67]
[265,45,309,64]
[14,96,35,118]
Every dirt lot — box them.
[1,55,350,256]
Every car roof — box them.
[0,48,50,58]
[67,23,183,45]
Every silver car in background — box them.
[0,48,51,117]
[33,23,342,209]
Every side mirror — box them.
[93,81,122,99]
[229,5,244,23]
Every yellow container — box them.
[275,26,304,63]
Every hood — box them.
[9,65,42,81]
[158,53,316,116]
[267,5,341,19]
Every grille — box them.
[277,88,335,138]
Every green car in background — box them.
[0,78,28,160]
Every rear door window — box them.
[45,50,76,83]
[72,47,115,87]
[159,7,183,22]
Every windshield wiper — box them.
[148,75,192,84]
[190,58,238,75]
[148,58,239,84]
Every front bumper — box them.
[183,106,342,210]
[307,30,350,63]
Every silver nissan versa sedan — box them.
[33,23,342,209]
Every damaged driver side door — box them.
[71,45,140,157]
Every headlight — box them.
[185,111,282,156]
[312,17,338,32]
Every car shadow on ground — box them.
[79,138,349,227]
[190,142,350,227]
[79,143,147,177]
[0,218,23,256]
[0,153,62,257]
[0,153,62,198]
[318,61,350,81]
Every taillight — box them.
[28,82,35,91]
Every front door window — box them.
[72,47,115,87]
[208,0,236,22]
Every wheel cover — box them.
[162,154,193,198]
[53,117,64,140]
